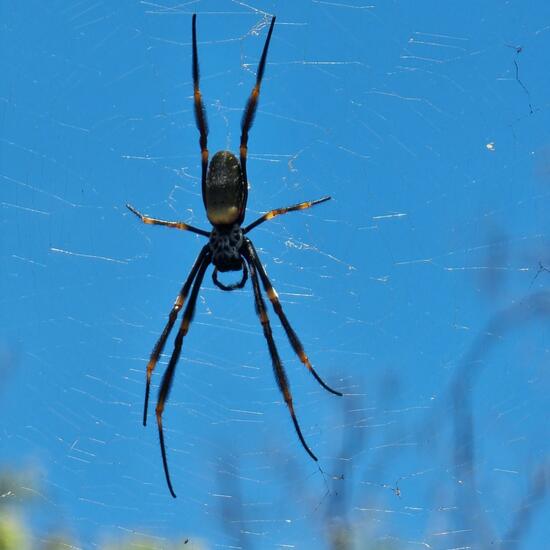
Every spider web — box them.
[2,1,550,549]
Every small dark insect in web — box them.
[127,14,343,498]
[530,261,550,288]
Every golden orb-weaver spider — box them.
[127,14,342,498]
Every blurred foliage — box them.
[102,537,195,550]
[0,469,202,550]
[0,512,30,550]
[0,464,410,549]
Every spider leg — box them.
[243,196,331,234]
[192,14,209,205]
[142,245,210,427]
[245,239,342,396]
[239,16,276,218]
[155,252,210,498]
[243,250,318,462]
[127,204,210,237]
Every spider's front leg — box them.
[245,239,342,397]
[154,252,211,498]
[142,246,210,427]
[244,249,318,461]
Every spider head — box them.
[209,224,244,272]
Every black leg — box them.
[243,196,331,234]
[243,250,318,462]
[239,16,276,219]
[192,14,209,204]
[142,246,210,427]
[245,239,342,396]
[155,252,211,498]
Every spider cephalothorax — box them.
[209,224,244,271]
[127,14,342,498]
[209,223,248,290]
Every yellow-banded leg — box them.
[244,196,331,234]
[245,239,342,396]
[239,16,276,219]
[155,253,210,498]
[142,246,210,427]
[192,14,209,202]
[244,251,318,461]
[126,204,209,236]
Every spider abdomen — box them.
[205,151,245,226]
[209,223,244,272]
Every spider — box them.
[127,14,342,498]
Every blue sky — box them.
[2,1,550,548]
